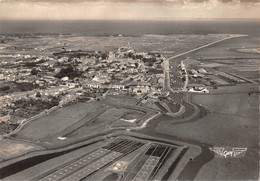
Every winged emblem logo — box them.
[209,147,247,158]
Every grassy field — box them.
[0,34,229,59]
[0,139,43,161]
[66,106,145,136]
[14,101,108,140]
[13,95,150,145]
[195,148,259,180]
[184,36,259,59]
[155,87,259,180]
[187,36,259,83]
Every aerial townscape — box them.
[0,26,259,180]
[0,45,166,131]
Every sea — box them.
[0,19,259,36]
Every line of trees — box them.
[55,65,83,79]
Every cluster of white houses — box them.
[85,81,155,94]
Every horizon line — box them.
[1,18,260,21]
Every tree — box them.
[0,86,10,92]
[31,68,38,75]
[55,65,82,79]
[128,52,134,58]
[101,52,108,60]
[36,92,41,98]
[136,55,143,60]
[51,97,60,106]
[111,74,116,80]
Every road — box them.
[168,34,247,60]
[181,61,188,91]
[162,58,172,91]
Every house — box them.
[187,84,209,93]
[108,52,115,61]
[0,74,5,82]
[61,77,69,81]
[198,68,207,74]
[129,81,151,94]
[158,77,164,87]
[110,84,125,89]
[0,114,10,122]
[92,75,110,84]
[87,82,101,88]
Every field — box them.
[8,95,157,149]
[155,86,259,180]
[64,106,146,137]
[0,138,43,161]
[0,34,229,59]
[187,36,259,83]
[162,91,258,145]
[14,101,109,140]
[0,95,155,163]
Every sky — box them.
[0,0,259,20]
